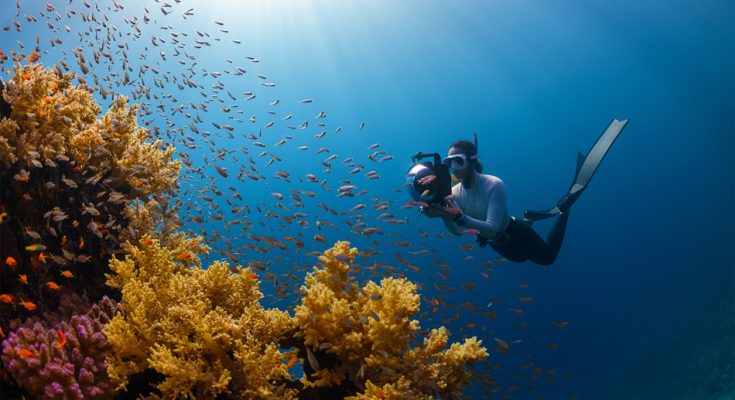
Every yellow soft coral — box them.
[0,64,180,197]
[0,63,99,166]
[104,237,296,399]
[294,241,488,397]
[69,95,180,196]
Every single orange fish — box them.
[60,270,74,278]
[19,301,36,311]
[17,348,34,359]
[18,274,27,284]
[37,252,47,263]
[0,326,4,338]
[78,237,85,249]
[176,252,192,261]
[437,342,447,349]
[286,356,298,369]
[22,73,31,80]
[55,330,67,349]
[142,237,154,246]
[245,272,258,279]
[5,257,17,267]
[0,294,13,303]
[466,323,476,328]
[46,281,61,290]
[432,299,440,308]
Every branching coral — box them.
[104,236,296,399]
[294,241,488,398]
[1,296,118,399]
[0,63,182,321]
[0,64,100,167]
[0,64,180,197]
[0,63,182,397]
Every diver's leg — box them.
[511,213,570,266]
[542,210,571,264]
[506,218,553,265]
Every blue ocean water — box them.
[1,0,733,399]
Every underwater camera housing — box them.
[406,152,452,207]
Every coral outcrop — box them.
[103,235,296,399]
[104,239,488,399]
[0,64,181,397]
[0,64,180,196]
[294,241,489,398]
[1,296,118,399]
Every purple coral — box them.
[1,296,119,399]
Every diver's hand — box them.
[441,206,462,222]
[421,205,444,219]
[421,204,459,220]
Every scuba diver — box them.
[409,119,629,265]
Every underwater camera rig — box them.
[406,152,452,207]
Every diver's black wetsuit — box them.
[481,212,570,266]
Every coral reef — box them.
[294,241,489,398]
[1,296,118,399]
[0,63,181,316]
[0,64,180,397]
[0,64,180,196]
[103,239,487,399]
[104,235,296,399]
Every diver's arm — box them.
[422,205,462,235]
[461,182,507,240]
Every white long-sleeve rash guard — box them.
[442,173,511,240]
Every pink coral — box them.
[1,297,118,399]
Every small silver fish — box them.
[305,347,320,371]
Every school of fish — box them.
[0,1,573,397]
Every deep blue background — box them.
[1,0,733,398]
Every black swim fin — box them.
[524,118,629,222]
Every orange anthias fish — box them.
[18,274,27,284]
[5,257,17,267]
[142,237,154,246]
[60,270,74,278]
[0,294,13,303]
[175,252,192,261]
[46,281,61,290]
[16,348,35,359]
[54,330,67,349]
[19,301,37,311]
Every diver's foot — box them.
[556,189,584,214]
